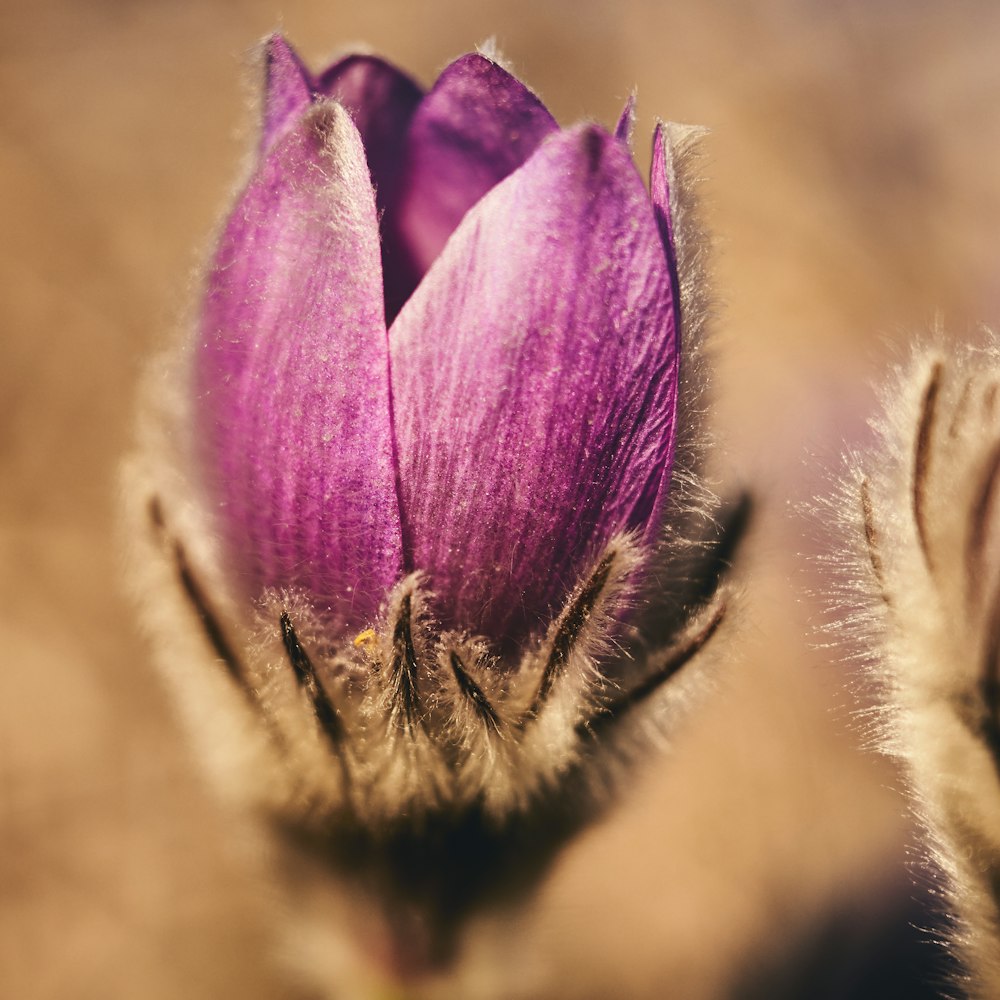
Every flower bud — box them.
[124,34,745,986]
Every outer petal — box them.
[260,34,312,151]
[384,53,558,319]
[196,102,403,628]
[645,122,684,540]
[650,122,681,266]
[390,126,680,647]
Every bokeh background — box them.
[3,0,1000,996]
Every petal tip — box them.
[316,51,423,98]
[260,33,313,148]
[614,91,637,146]
[432,50,552,114]
[262,31,295,57]
[293,97,369,163]
[444,50,497,73]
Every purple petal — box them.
[260,34,312,152]
[317,54,424,320]
[316,54,423,204]
[650,122,680,265]
[645,123,684,540]
[196,102,402,628]
[614,92,636,146]
[383,53,558,320]
[390,125,680,648]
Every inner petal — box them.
[317,54,424,321]
[381,53,558,322]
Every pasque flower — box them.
[127,34,746,984]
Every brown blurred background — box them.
[3,0,1000,996]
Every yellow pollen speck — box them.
[353,628,378,648]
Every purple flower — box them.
[129,36,748,981]
[195,36,682,652]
